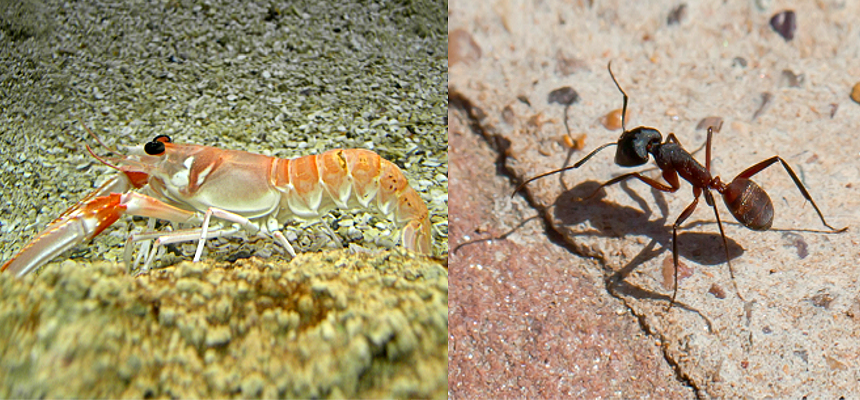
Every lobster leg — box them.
[122,206,300,272]
[194,206,297,262]
[124,225,238,271]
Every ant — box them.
[514,62,847,310]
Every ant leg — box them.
[580,171,679,200]
[667,187,702,311]
[704,190,745,302]
[665,133,681,145]
[705,127,713,172]
[665,133,693,154]
[665,122,722,164]
[735,156,846,232]
[702,122,722,173]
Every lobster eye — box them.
[144,140,165,155]
[153,134,172,143]
[144,135,172,155]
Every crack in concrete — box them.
[451,88,705,397]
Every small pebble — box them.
[555,53,587,76]
[661,256,692,290]
[516,95,531,107]
[501,105,515,124]
[779,69,803,88]
[825,355,847,371]
[850,82,860,104]
[547,86,579,106]
[664,107,679,121]
[449,29,481,66]
[755,0,772,12]
[601,108,629,131]
[708,283,726,299]
[809,290,834,309]
[751,92,772,120]
[781,232,808,259]
[560,133,587,150]
[770,10,796,41]
[696,116,723,132]
[667,3,687,25]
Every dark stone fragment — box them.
[547,87,579,106]
[770,10,796,41]
[667,3,687,25]
[780,69,804,88]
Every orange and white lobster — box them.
[1,122,432,277]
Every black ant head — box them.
[615,127,662,167]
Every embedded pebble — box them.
[661,255,692,290]
[708,283,726,299]
[547,86,580,106]
[770,10,796,41]
[601,108,629,131]
[696,116,724,132]
[667,3,687,25]
[850,82,860,104]
[560,133,587,150]
[449,29,482,66]
[554,53,587,76]
[780,69,804,88]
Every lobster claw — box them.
[2,175,200,277]
[2,193,127,277]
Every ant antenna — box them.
[607,61,628,132]
[513,61,635,198]
[512,142,617,197]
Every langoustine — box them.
[2,123,432,276]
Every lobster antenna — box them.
[78,116,120,155]
[85,143,121,171]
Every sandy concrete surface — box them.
[449,0,860,398]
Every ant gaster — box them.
[515,62,847,310]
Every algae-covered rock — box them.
[0,249,447,398]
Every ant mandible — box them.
[514,61,847,310]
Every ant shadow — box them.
[551,179,745,323]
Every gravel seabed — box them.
[0,0,448,266]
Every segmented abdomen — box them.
[268,149,431,253]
